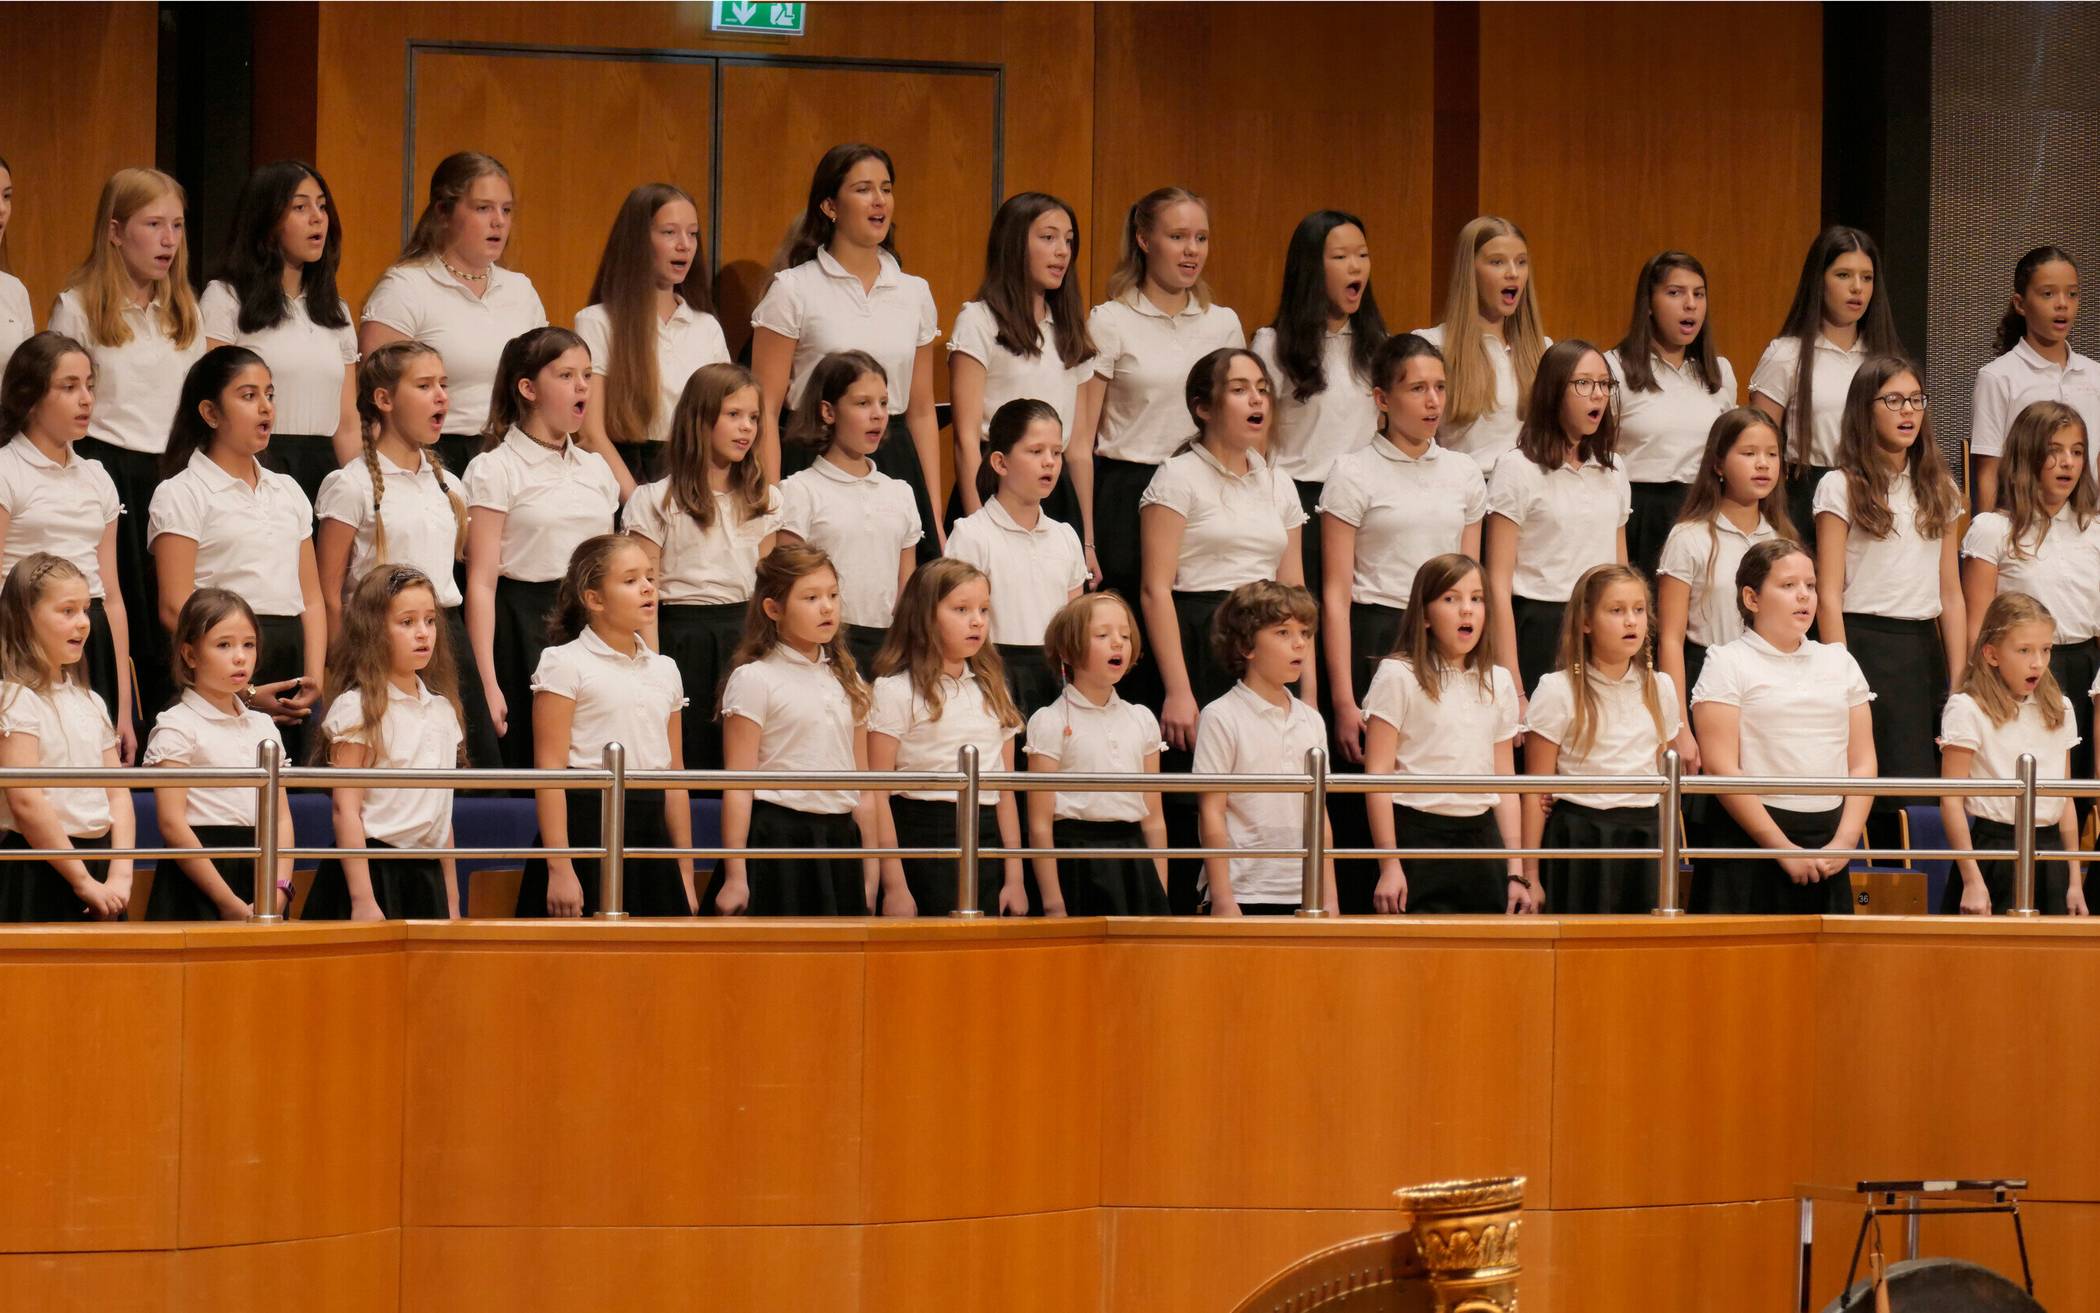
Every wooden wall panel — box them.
[173,1230,399,1313]
[861,1210,1102,1313]
[1807,1199,2100,1311]
[0,3,159,339]
[0,933,183,1253]
[1091,4,1438,333]
[1099,926,1557,1210]
[0,1250,171,1313]
[1549,922,1816,1208]
[1475,2,1822,394]
[407,51,715,330]
[1102,1207,1399,1313]
[1533,1201,1798,1312]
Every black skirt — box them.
[703,799,866,916]
[614,440,668,486]
[1939,816,2082,915]
[659,601,747,772]
[492,575,561,770]
[780,415,935,564]
[302,837,449,919]
[2051,638,2098,790]
[0,830,113,922]
[433,433,482,480]
[1090,453,1158,599]
[1331,601,1405,915]
[1785,463,1835,547]
[1346,602,1405,707]
[444,606,502,769]
[844,623,887,675]
[80,439,165,723]
[1627,481,1692,580]
[1541,801,1661,914]
[258,432,341,506]
[1050,817,1168,916]
[1161,588,1234,911]
[1171,588,1235,719]
[1844,612,1945,805]
[251,612,311,764]
[996,643,1061,727]
[1510,595,1566,698]
[1391,805,1507,913]
[886,796,1003,917]
[145,822,258,921]
[1693,802,1853,915]
[82,596,125,743]
[1292,479,1324,603]
[515,786,693,917]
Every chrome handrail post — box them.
[952,744,984,919]
[1296,746,1329,917]
[2010,752,2039,918]
[597,742,628,920]
[249,738,284,923]
[1653,749,1684,917]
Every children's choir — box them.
[1,144,2095,921]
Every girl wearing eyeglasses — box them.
[1812,355,1966,849]
[1484,340,1631,707]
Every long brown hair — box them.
[65,167,200,350]
[548,534,643,645]
[168,586,258,693]
[1549,564,1668,759]
[478,326,589,450]
[785,349,886,452]
[396,151,511,267]
[1436,215,1545,431]
[355,341,469,564]
[1613,250,1724,394]
[1960,592,2067,730]
[0,553,90,692]
[728,543,870,722]
[1769,226,1904,467]
[1390,552,1498,702]
[586,183,713,445]
[777,143,900,272]
[974,191,1094,369]
[0,331,93,440]
[872,558,1022,730]
[318,566,465,765]
[1995,400,2095,559]
[663,362,768,531]
[1832,356,1961,541]
[1671,408,1797,594]
[1106,186,1213,307]
[1514,340,1619,472]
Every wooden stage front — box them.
[6,916,2092,1310]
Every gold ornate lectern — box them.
[1229,1176,1525,1312]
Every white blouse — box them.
[1317,438,1487,610]
[942,499,1087,646]
[1249,324,1378,483]
[622,480,782,605]
[1940,691,2079,827]
[0,679,118,835]
[142,690,285,827]
[530,628,687,771]
[360,259,548,437]
[1812,470,1946,621]
[947,299,1096,449]
[1970,339,2100,467]
[1747,334,1868,469]
[146,451,314,616]
[1138,445,1306,593]
[868,669,1018,802]
[1363,657,1520,817]
[313,448,466,609]
[1960,506,2100,642]
[1190,680,1329,904]
[318,677,462,848]
[48,288,206,455]
[0,272,32,375]
[1605,348,1739,485]
[717,644,863,815]
[1690,629,1874,813]
[1656,514,1779,649]
[1486,449,1632,603]
[751,248,938,414]
[199,280,358,436]
[0,436,121,598]
[1024,686,1163,823]
[1086,292,1246,465]
[776,457,923,629]
[573,298,732,444]
[1524,666,1681,811]
[461,428,620,583]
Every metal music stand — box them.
[1795,1178,2033,1310]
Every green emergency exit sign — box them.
[712,1,805,35]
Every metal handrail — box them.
[2,744,2071,920]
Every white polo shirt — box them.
[199,280,358,436]
[777,457,923,628]
[0,435,121,599]
[314,449,466,608]
[1960,506,2100,642]
[1190,680,1327,904]
[1812,470,1945,621]
[1524,665,1680,811]
[360,259,548,437]
[318,677,462,848]
[1605,348,1739,484]
[1318,437,1487,609]
[530,628,686,771]
[1411,325,1552,474]
[1970,338,2100,468]
[867,669,1019,802]
[1656,514,1778,648]
[1690,628,1873,813]
[146,450,314,616]
[461,428,620,583]
[1486,449,1632,603]
[142,689,285,827]
[1941,691,2079,827]
[622,480,782,605]
[1024,685,1164,823]
[1138,444,1306,593]
[1363,656,1520,816]
[942,498,1087,646]
[1747,333,1868,469]
[48,288,206,455]
[573,297,732,444]
[750,248,938,413]
[0,680,118,835]
[947,299,1096,448]
[1249,324,1378,483]
[1087,291,1246,465]
[718,643,863,815]
[0,273,32,374]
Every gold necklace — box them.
[440,259,489,284]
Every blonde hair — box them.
[64,168,199,350]
[1996,400,2095,560]
[1961,592,2067,731]
[1550,564,1668,759]
[872,558,1023,730]
[317,566,466,765]
[1042,591,1141,677]
[1390,553,1498,702]
[0,553,91,693]
[397,151,511,267]
[354,341,469,566]
[1106,187,1213,307]
[1436,216,1544,431]
[728,543,870,723]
